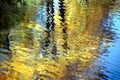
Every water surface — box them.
[0,0,120,80]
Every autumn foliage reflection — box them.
[0,0,116,80]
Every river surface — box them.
[0,0,120,80]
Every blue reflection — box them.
[100,5,120,80]
[36,5,47,27]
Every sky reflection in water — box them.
[94,4,120,80]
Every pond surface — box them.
[0,0,120,80]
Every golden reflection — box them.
[0,0,115,80]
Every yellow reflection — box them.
[0,0,115,80]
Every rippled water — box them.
[96,4,120,80]
[0,0,120,80]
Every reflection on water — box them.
[0,0,120,80]
[86,2,120,80]
[97,3,120,80]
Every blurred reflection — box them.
[88,2,120,80]
[0,0,119,80]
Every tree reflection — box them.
[40,0,58,59]
[0,0,117,80]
